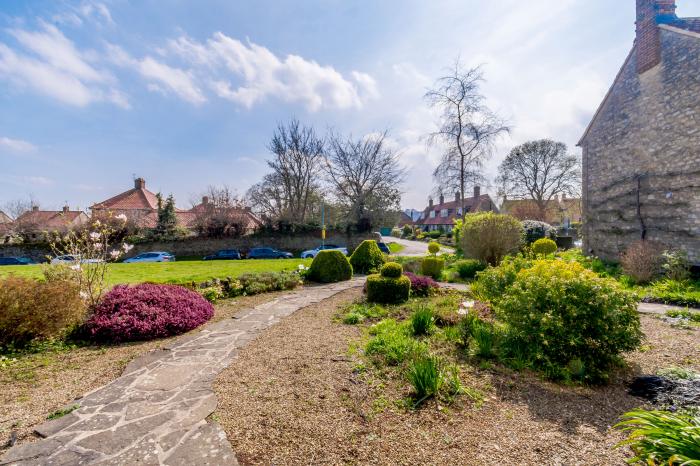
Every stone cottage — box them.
[578,0,700,264]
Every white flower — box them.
[115,214,128,222]
[457,300,475,316]
[122,243,134,252]
[94,242,103,251]
[110,250,121,259]
[89,232,100,241]
[70,264,81,271]
[461,301,475,309]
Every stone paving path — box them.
[1,279,363,466]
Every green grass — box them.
[0,258,311,287]
[388,242,406,254]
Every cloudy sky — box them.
[1,0,699,212]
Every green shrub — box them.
[428,241,441,255]
[471,255,534,304]
[350,240,386,274]
[343,312,364,325]
[454,259,487,279]
[391,227,402,238]
[402,224,413,237]
[496,260,642,383]
[649,280,700,307]
[460,212,523,265]
[532,238,557,256]
[428,230,442,239]
[0,277,87,347]
[365,319,427,366]
[380,262,403,278]
[662,250,691,282]
[307,250,353,283]
[407,355,443,405]
[198,285,225,303]
[421,257,445,280]
[237,272,302,295]
[343,302,388,322]
[522,220,556,244]
[366,274,411,304]
[615,409,700,464]
[410,306,435,336]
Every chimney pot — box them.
[439,194,444,205]
[62,205,70,213]
[202,196,209,204]
[474,185,481,198]
[134,177,145,189]
[32,205,39,212]
[428,197,433,208]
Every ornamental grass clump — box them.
[615,409,700,464]
[410,306,435,336]
[85,284,214,343]
[307,250,353,283]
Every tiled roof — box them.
[414,194,497,226]
[671,16,700,33]
[92,187,159,211]
[16,209,88,230]
[0,211,12,224]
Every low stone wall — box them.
[0,232,379,261]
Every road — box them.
[382,236,454,257]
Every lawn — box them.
[0,258,311,287]
[387,242,406,254]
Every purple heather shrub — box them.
[404,272,440,297]
[86,284,214,343]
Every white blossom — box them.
[110,250,121,259]
[89,232,100,241]
[115,214,128,222]
[122,243,134,252]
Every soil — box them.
[214,289,700,466]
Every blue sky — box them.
[1,0,699,212]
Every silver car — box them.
[300,244,348,259]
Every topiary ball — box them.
[85,284,214,343]
[380,262,403,278]
[428,241,441,255]
[366,274,411,304]
[532,238,558,256]
[307,250,353,283]
[350,240,386,274]
[421,257,445,280]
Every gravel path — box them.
[0,279,363,466]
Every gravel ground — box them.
[0,291,282,454]
[214,290,700,466]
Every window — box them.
[440,209,448,218]
[429,211,436,218]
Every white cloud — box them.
[53,1,114,27]
[0,24,128,108]
[169,33,378,111]
[0,136,36,153]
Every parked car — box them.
[123,252,176,263]
[0,257,34,266]
[203,249,242,261]
[51,255,104,265]
[300,244,348,259]
[247,247,294,259]
[376,241,391,255]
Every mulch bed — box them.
[214,289,700,465]
[0,291,283,454]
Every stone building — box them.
[578,0,700,264]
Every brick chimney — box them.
[202,196,209,205]
[32,205,39,212]
[428,197,433,208]
[473,185,481,198]
[134,177,146,189]
[62,205,70,213]
[636,0,677,74]
[439,194,444,205]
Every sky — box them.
[1,0,699,213]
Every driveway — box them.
[382,236,454,257]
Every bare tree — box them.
[324,131,405,229]
[193,185,249,238]
[425,61,509,217]
[246,173,287,222]
[496,139,581,221]
[265,118,324,222]
[3,197,35,220]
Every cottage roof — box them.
[16,208,88,230]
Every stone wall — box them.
[0,232,378,262]
[581,27,700,264]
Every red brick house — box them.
[188,195,263,235]
[413,186,499,232]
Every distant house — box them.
[15,205,89,239]
[500,195,582,226]
[188,195,263,235]
[578,0,700,263]
[0,210,13,240]
[91,178,194,229]
[414,186,499,232]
